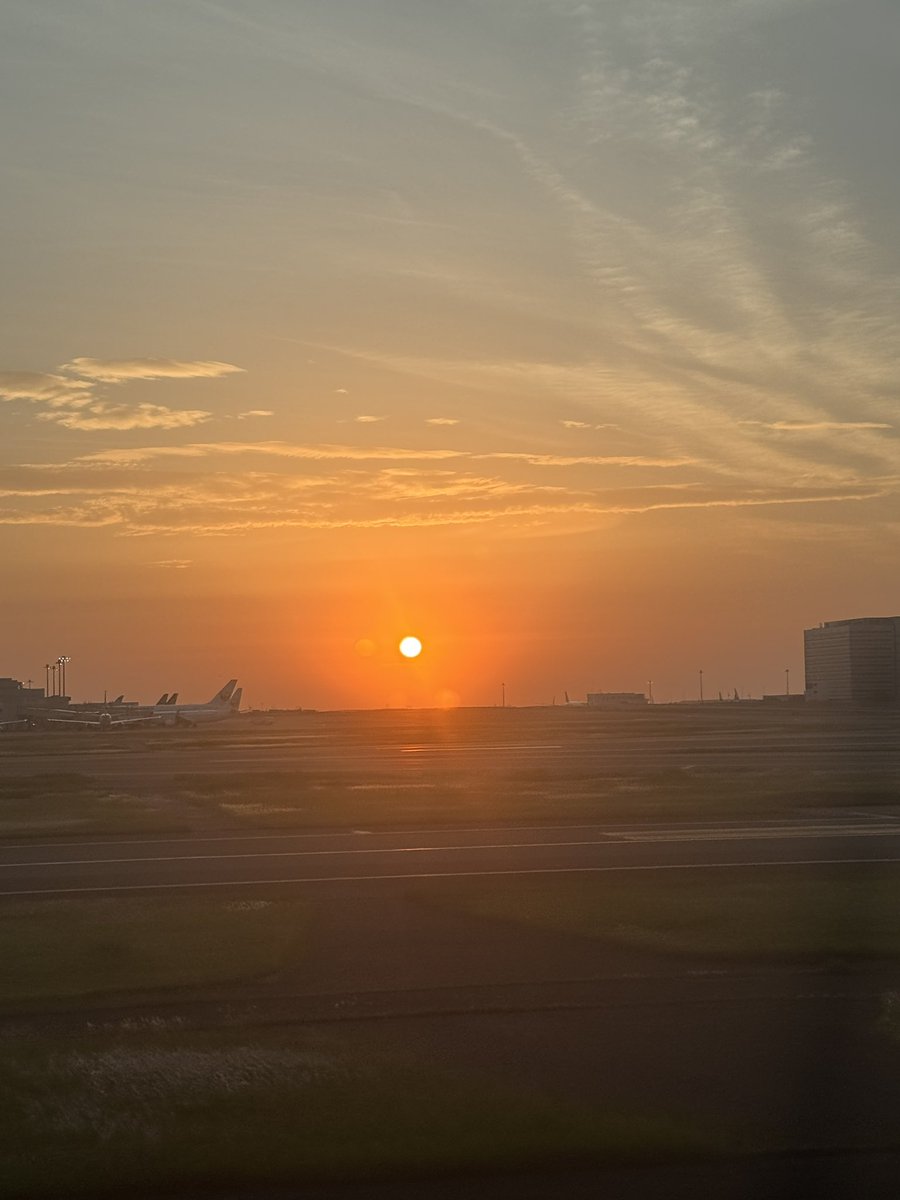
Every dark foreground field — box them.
[2,704,900,1197]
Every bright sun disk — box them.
[399,636,423,658]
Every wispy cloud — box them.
[742,420,893,433]
[62,358,244,382]
[0,470,882,537]
[354,414,386,423]
[5,428,885,539]
[426,417,459,426]
[0,372,93,407]
[67,440,695,470]
[39,403,212,432]
[236,409,274,419]
[0,356,243,433]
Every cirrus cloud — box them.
[38,403,212,431]
[62,357,245,382]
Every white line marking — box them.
[2,856,899,898]
[0,838,664,869]
[3,828,899,869]
[0,818,889,854]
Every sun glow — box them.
[399,635,423,659]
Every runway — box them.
[4,816,900,897]
[7,703,900,782]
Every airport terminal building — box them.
[804,617,900,704]
[0,677,46,724]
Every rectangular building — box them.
[0,678,45,724]
[586,692,647,708]
[804,617,900,704]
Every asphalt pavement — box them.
[3,816,900,896]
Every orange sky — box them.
[2,3,899,708]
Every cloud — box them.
[481,452,695,468]
[1,356,243,433]
[354,414,386,423]
[0,472,882,537]
[62,358,244,382]
[236,409,274,419]
[39,403,212,431]
[742,420,892,432]
[426,417,459,426]
[0,372,93,407]
[69,440,695,470]
[148,559,192,569]
[334,387,348,394]
[562,420,624,432]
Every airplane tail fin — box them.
[167,692,178,705]
[565,691,570,704]
[111,694,124,706]
[209,679,238,706]
[230,687,243,712]
[156,693,169,706]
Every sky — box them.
[2,0,899,709]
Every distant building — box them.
[0,677,45,724]
[804,617,900,704]
[586,692,647,708]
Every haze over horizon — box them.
[3,0,899,709]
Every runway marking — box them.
[2,856,900,898]
[6,827,900,870]
[616,826,900,843]
[5,820,900,868]
[397,743,563,754]
[0,838,693,869]
[0,818,889,854]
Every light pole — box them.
[785,667,790,697]
[45,663,50,695]
[501,682,506,709]
[50,664,57,696]
[57,656,70,699]
[699,669,704,703]
[647,680,653,704]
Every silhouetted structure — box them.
[586,692,647,708]
[804,617,900,704]
[0,677,46,723]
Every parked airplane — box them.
[148,680,240,726]
[30,706,162,731]
[3,681,240,732]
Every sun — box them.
[399,635,423,659]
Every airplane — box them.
[3,681,241,732]
[148,680,240,727]
[26,706,162,731]
[154,693,178,705]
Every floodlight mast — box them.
[57,656,71,699]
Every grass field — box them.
[2,763,900,839]
[0,896,308,1004]
[0,1025,723,1198]
[3,870,899,1016]
[424,869,900,961]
